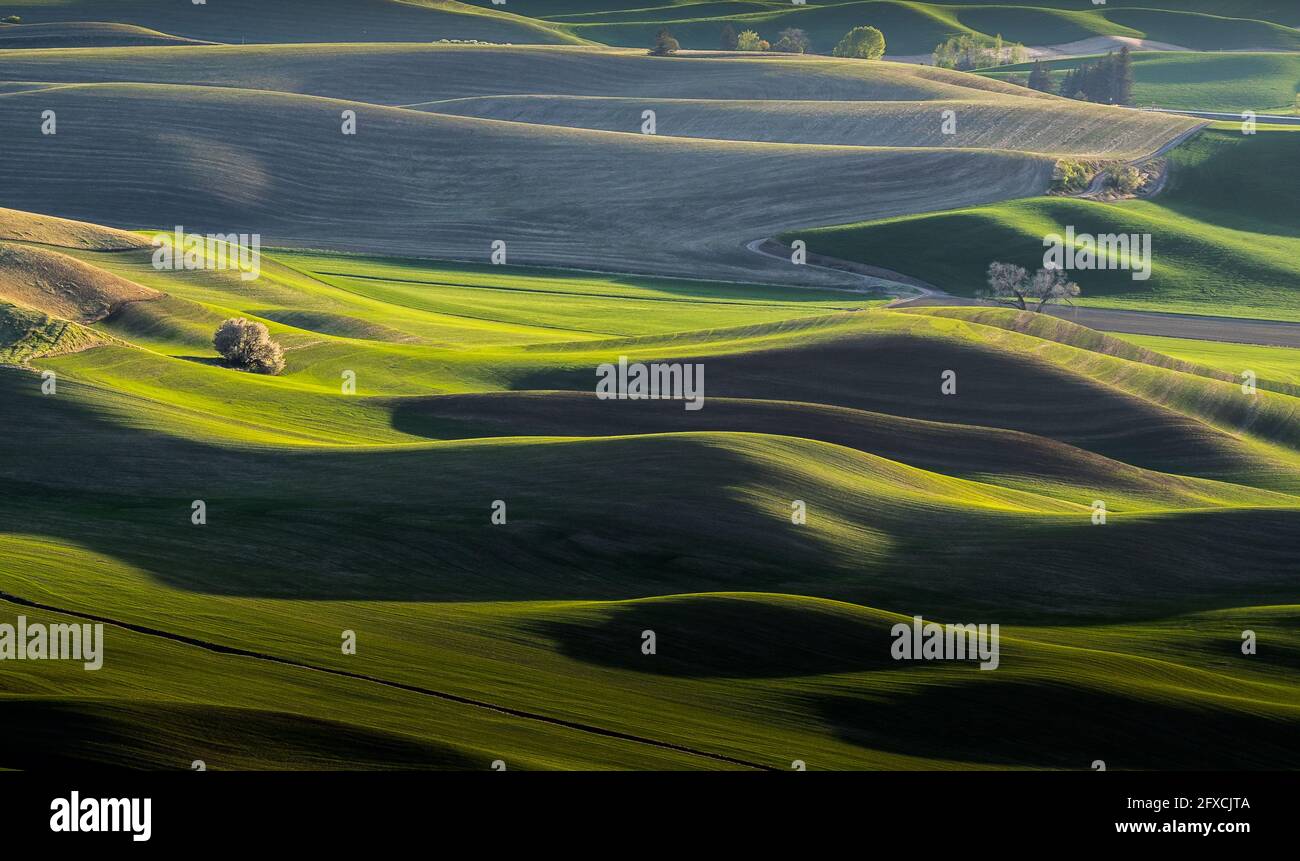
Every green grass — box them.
[785,127,1300,320]
[7,222,1300,766]
[4,12,1300,769]
[1115,334,1300,387]
[983,51,1300,113]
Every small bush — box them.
[213,318,286,375]
[1109,165,1143,195]
[1051,159,1092,194]
[736,30,766,52]
[2,16,21,25]
[649,28,679,57]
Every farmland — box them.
[0,1,1297,772]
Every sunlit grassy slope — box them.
[1115,334,1300,387]
[784,127,1300,320]
[3,205,1300,768]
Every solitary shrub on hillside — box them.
[2,16,21,24]
[649,28,679,56]
[213,318,285,375]
[832,26,885,60]
[771,27,811,54]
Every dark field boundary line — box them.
[0,590,774,771]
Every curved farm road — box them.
[750,239,1300,348]
[1077,121,1208,198]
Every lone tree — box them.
[771,27,811,54]
[649,28,680,56]
[832,26,886,60]
[984,262,1080,311]
[736,29,767,51]
[1027,60,1055,93]
[213,318,286,375]
[720,23,739,51]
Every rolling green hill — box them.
[4,207,1300,767]
[983,51,1300,113]
[0,0,583,45]
[785,127,1300,320]
[457,0,1300,56]
[0,22,212,48]
[3,6,1298,772]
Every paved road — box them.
[1137,107,1300,126]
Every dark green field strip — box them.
[0,591,772,770]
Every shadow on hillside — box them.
[3,368,1300,619]
[0,699,482,770]
[524,596,912,679]
[809,680,1300,769]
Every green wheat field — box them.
[0,0,1297,770]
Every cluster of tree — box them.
[1027,60,1054,92]
[1057,47,1134,104]
[982,262,1080,311]
[932,33,1026,70]
[717,25,809,53]
[214,318,286,375]
[717,24,885,58]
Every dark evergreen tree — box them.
[1027,60,1055,93]
[1059,67,1080,99]
[1114,45,1135,105]
[720,23,738,51]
